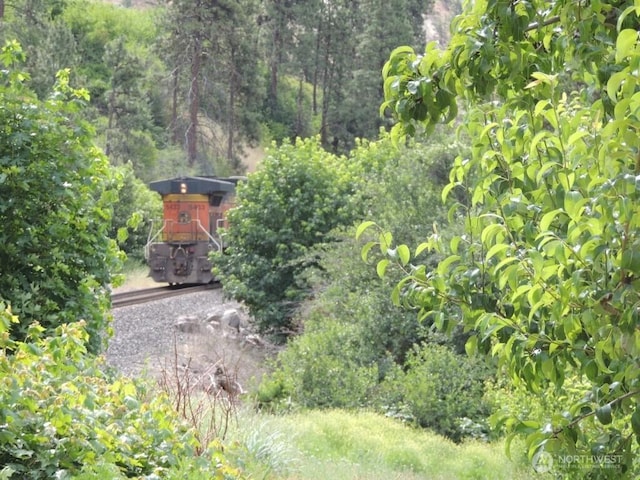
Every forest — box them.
[0,0,447,177]
[1,0,640,479]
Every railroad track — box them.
[111,283,220,309]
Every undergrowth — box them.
[225,408,537,480]
[0,305,243,479]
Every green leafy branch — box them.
[369,1,640,474]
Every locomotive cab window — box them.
[210,194,223,206]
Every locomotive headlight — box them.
[180,182,187,193]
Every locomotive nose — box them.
[145,176,241,285]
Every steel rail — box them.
[111,283,219,309]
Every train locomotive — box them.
[144,176,241,284]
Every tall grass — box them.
[112,258,158,292]
[227,409,537,480]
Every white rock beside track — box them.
[106,289,273,392]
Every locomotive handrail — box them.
[195,219,222,251]
[144,219,165,261]
[144,218,223,259]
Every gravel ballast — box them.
[107,289,272,390]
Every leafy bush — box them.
[349,130,459,247]
[213,136,358,335]
[381,343,494,443]
[0,43,120,352]
[374,2,640,473]
[257,317,378,410]
[110,163,162,262]
[257,133,472,416]
[486,374,632,479]
[0,306,242,479]
[324,132,467,363]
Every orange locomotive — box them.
[144,176,241,284]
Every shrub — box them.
[110,163,162,262]
[257,318,378,410]
[382,343,494,443]
[256,133,471,415]
[0,306,242,479]
[375,3,640,472]
[485,374,632,479]
[0,43,120,352]
[213,137,358,335]
[302,231,434,366]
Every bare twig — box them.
[526,15,561,33]
[157,333,240,454]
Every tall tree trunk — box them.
[187,36,201,166]
[227,93,235,165]
[320,29,332,148]
[171,66,179,144]
[312,15,322,115]
[105,87,116,157]
[295,77,304,137]
[227,48,236,164]
[270,26,280,101]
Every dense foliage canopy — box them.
[0,0,449,264]
[361,1,640,477]
[0,0,440,178]
[0,41,120,352]
[254,133,497,443]
[213,137,358,334]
